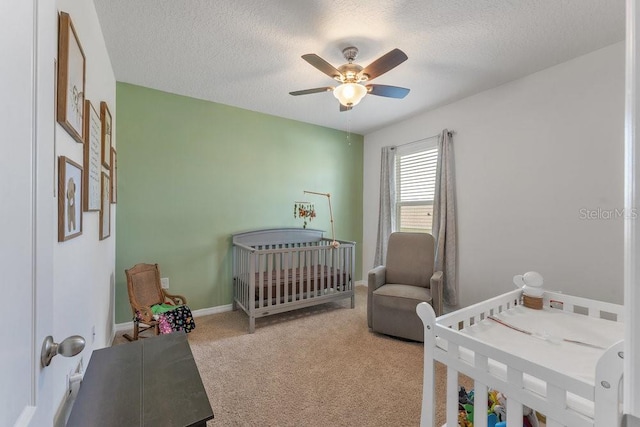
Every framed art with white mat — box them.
[58,156,83,241]
[56,12,85,144]
[83,100,101,211]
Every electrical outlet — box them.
[161,277,169,289]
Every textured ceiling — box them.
[93,0,625,135]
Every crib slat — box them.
[506,397,523,427]
[313,248,318,297]
[293,248,298,302]
[259,254,265,308]
[446,367,458,427]
[249,251,256,332]
[283,248,289,303]
[473,382,488,427]
[546,380,568,426]
[275,252,281,305]
[305,249,311,299]
[320,247,325,295]
[267,253,273,306]
[337,246,341,290]
[472,352,489,427]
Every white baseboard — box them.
[355,280,367,287]
[192,303,234,317]
[113,303,234,333]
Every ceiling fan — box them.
[289,46,410,111]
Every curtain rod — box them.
[392,130,455,149]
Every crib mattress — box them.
[253,267,347,300]
[435,304,624,418]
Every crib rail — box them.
[233,234,355,333]
[417,290,624,427]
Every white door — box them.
[0,0,55,425]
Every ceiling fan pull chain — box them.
[346,110,352,146]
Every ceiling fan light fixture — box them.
[333,83,367,107]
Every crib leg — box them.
[249,315,255,334]
[350,294,355,309]
[416,302,437,427]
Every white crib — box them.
[417,289,625,427]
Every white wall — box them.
[364,42,625,309]
[52,0,116,419]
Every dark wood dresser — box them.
[67,332,214,426]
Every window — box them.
[395,142,438,233]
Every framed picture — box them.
[58,156,83,242]
[83,100,101,211]
[100,102,112,169]
[99,172,111,240]
[57,12,85,144]
[110,148,117,203]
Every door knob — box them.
[41,335,85,367]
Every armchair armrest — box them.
[162,289,187,306]
[367,265,386,328]
[368,265,386,291]
[430,271,443,316]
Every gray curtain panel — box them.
[432,129,458,306]
[374,146,396,267]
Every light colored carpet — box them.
[113,286,469,426]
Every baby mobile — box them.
[293,201,316,229]
[294,190,340,248]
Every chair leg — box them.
[123,320,139,342]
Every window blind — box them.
[396,146,438,233]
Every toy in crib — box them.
[457,387,539,427]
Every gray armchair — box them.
[367,232,443,342]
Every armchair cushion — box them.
[373,283,433,302]
[371,284,433,341]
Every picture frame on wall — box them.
[58,156,83,242]
[100,172,111,240]
[110,148,117,203]
[83,100,102,211]
[100,102,112,169]
[57,12,86,144]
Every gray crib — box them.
[232,228,356,333]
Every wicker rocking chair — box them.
[123,263,188,341]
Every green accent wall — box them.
[115,83,364,323]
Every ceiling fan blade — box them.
[289,87,334,96]
[339,104,352,112]
[367,84,410,99]
[302,54,342,79]
[361,48,408,81]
